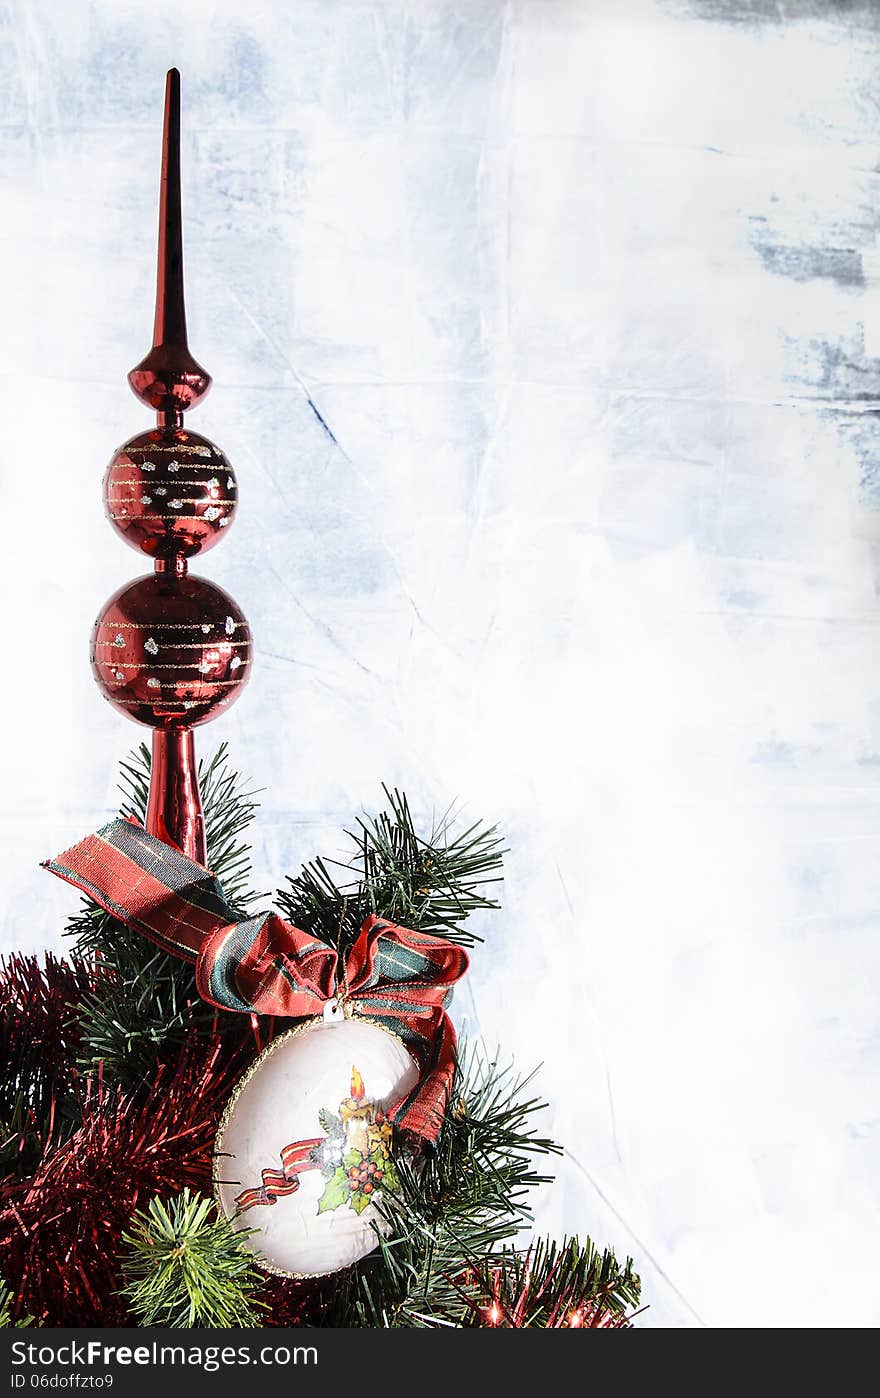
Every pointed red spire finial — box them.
[89,68,251,866]
[128,69,211,420]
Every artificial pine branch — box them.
[277,785,505,956]
[448,1235,641,1328]
[120,1189,265,1328]
[68,743,261,1089]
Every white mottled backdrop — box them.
[2,0,879,1328]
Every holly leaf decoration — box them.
[349,1189,373,1215]
[343,1147,363,1170]
[317,1167,350,1214]
[378,1154,400,1192]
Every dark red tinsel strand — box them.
[0,953,95,1179]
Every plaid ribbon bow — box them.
[43,817,469,1143]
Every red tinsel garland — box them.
[0,1035,234,1325]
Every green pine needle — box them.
[119,1189,264,1328]
[278,785,506,955]
[0,1279,33,1328]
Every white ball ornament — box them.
[214,1008,419,1277]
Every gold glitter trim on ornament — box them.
[104,673,244,685]
[212,1013,417,1281]
[94,624,248,634]
[93,619,247,630]
[101,660,249,671]
[106,496,235,505]
[106,499,231,505]
[117,444,217,457]
[111,482,228,487]
[95,644,251,655]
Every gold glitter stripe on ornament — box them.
[106,484,235,492]
[95,640,250,651]
[107,515,234,524]
[105,500,235,506]
[105,489,235,500]
[122,445,216,456]
[94,621,248,631]
[101,661,249,671]
[107,511,234,518]
[108,678,247,689]
[211,1015,417,1282]
[110,697,232,708]
[102,649,251,661]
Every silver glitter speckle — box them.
[144,637,159,656]
[140,495,151,505]
[219,517,229,527]
[114,670,125,682]
[204,506,220,521]
[201,624,211,634]
[169,499,183,509]
[167,460,180,473]
[198,660,212,675]
[225,616,235,636]
[141,463,155,473]
[147,678,160,689]
[226,476,234,491]
[154,486,167,497]
[209,477,220,489]
[113,634,125,648]
[230,656,242,671]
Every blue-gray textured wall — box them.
[2,0,879,1327]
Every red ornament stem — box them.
[153,556,188,576]
[146,728,206,864]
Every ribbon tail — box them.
[42,818,338,1016]
[356,998,459,1144]
[42,817,237,961]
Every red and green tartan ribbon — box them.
[43,817,469,1143]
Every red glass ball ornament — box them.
[92,573,251,728]
[103,427,237,560]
